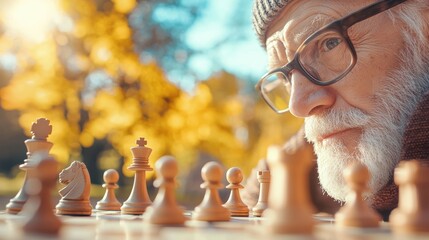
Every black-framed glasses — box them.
[256,0,408,113]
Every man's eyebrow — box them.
[288,15,335,47]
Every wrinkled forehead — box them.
[257,0,360,48]
[266,13,335,53]
[266,5,341,56]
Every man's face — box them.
[265,0,424,201]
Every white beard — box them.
[305,107,403,202]
[305,38,429,202]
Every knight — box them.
[56,161,92,216]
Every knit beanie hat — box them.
[252,0,293,47]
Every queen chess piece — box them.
[6,118,53,214]
[121,137,153,215]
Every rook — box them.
[263,145,315,234]
[251,170,270,217]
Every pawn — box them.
[222,167,249,217]
[193,161,230,222]
[96,169,122,211]
[390,160,429,234]
[143,156,186,225]
[335,162,381,228]
[22,152,62,235]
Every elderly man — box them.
[245,0,429,220]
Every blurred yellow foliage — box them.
[0,0,303,182]
[113,0,137,14]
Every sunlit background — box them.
[0,0,302,206]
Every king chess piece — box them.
[6,118,53,214]
[56,161,92,216]
[121,137,153,215]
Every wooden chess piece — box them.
[390,160,429,234]
[7,118,53,214]
[251,170,270,217]
[222,167,249,217]
[121,137,153,215]
[263,145,315,234]
[143,155,187,225]
[56,161,92,216]
[96,169,121,211]
[335,162,381,228]
[22,152,62,235]
[193,161,230,222]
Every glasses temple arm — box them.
[341,0,407,28]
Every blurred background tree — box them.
[0,0,302,202]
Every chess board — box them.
[0,210,427,240]
[2,119,428,239]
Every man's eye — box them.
[322,38,342,51]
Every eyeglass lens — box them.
[261,30,355,112]
[299,30,354,82]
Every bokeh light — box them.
[3,0,64,42]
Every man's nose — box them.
[288,70,335,117]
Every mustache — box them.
[305,107,370,142]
